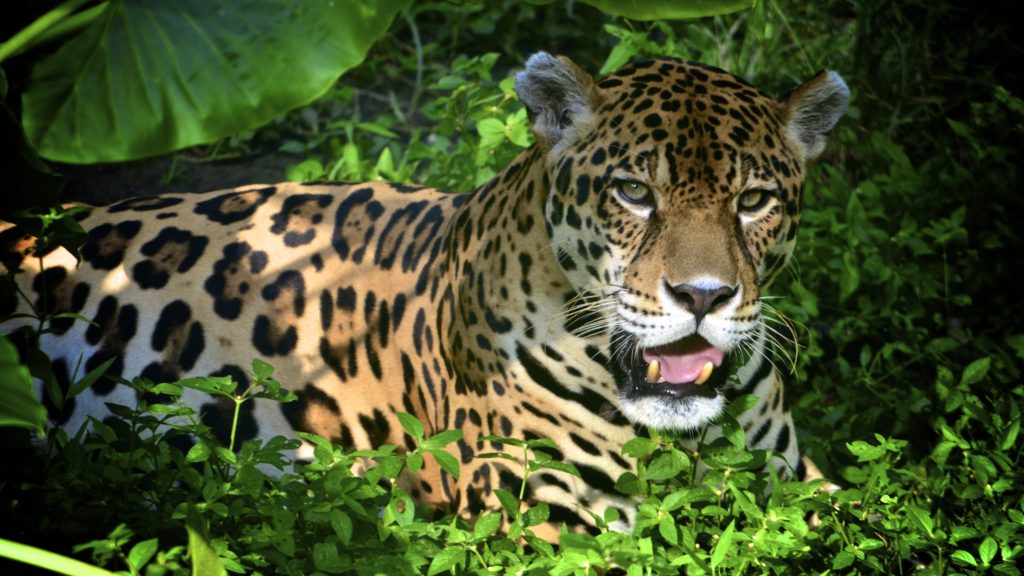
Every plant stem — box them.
[0,0,97,64]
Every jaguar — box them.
[1,52,848,538]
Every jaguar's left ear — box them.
[515,52,602,154]
[780,70,850,162]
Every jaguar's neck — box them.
[439,147,595,391]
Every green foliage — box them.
[0,334,45,434]
[528,0,755,21]
[8,0,409,163]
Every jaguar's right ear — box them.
[515,52,601,154]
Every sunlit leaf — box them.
[24,0,410,163]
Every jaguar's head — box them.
[515,52,848,431]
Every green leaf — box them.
[959,357,991,387]
[476,117,506,149]
[66,356,116,400]
[950,550,978,567]
[287,159,325,183]
[396,412,425,441]
[646,449,690,481]
[846,439,887,462]
[531,459,581,478]
[421,429,463,450]
[473,513,502,540]
[832,550,855,570]
[429,449,461,480]
[858,538,885,551]
[406,452,424,474]
[979,536,997,566]
[312,542,346,574]
[24,0,410,163]
[427,548,464,576]
[904,504,934,538]
[524,502,550,527]
[1001,417,1020,451]
[251,358,275,380]
[574,0,753,20]
[494,488,520,518]
[658,516,678,544]
[186,507,227,576]
[710,520,736,569]
[186,442,212,464]
[0,335,47,434]
[329,509,353,546]
[176,376,237,397]
[622,437,658,458]
[127,538,159,572]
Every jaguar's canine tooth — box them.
[695,361,714,385]
[646,359,661,383]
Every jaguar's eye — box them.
[616,180,654,206]
[737,188,774,212]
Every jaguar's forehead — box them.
[597,58,776,119]
[584,58,796,198]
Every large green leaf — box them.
[528,0,753,20]
[0,335,47,435]
[22,0,409,164]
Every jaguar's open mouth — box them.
[619,333,732,400]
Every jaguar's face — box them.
[516,54,848,431]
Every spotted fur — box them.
[1,53,848,537]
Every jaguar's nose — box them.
[665,280,738,325]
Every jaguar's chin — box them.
[613,331,734,431]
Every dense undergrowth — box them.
[2,0,1022,574]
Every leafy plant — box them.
[2,0,409,164]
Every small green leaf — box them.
[950,550,978,567]
[494,488,520,518]
[979,536,997,566]
[473,512,502,539]
[127,538,159,572]
[846,439,887,462]
[406,452,424,475]
[531,459,581,478]
[396,412,425,441]
[186,442,212,464]
[960,357,991,387]
[429,449,461,480]
[66,356,116,400]
[658,516,678,544]
[524,502,550,527]
[329,509,353,546]
[421,429,463,450]
[176,376,237,397]
[858,538,885,551]
[622,437,658,458]
[904,504,934,537]
[251,358,275,380]
[832,550,855,570]
[646,449,690,481]
[1001,417,1020,451]
[710,520,736,569]
[427,547,464,575]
